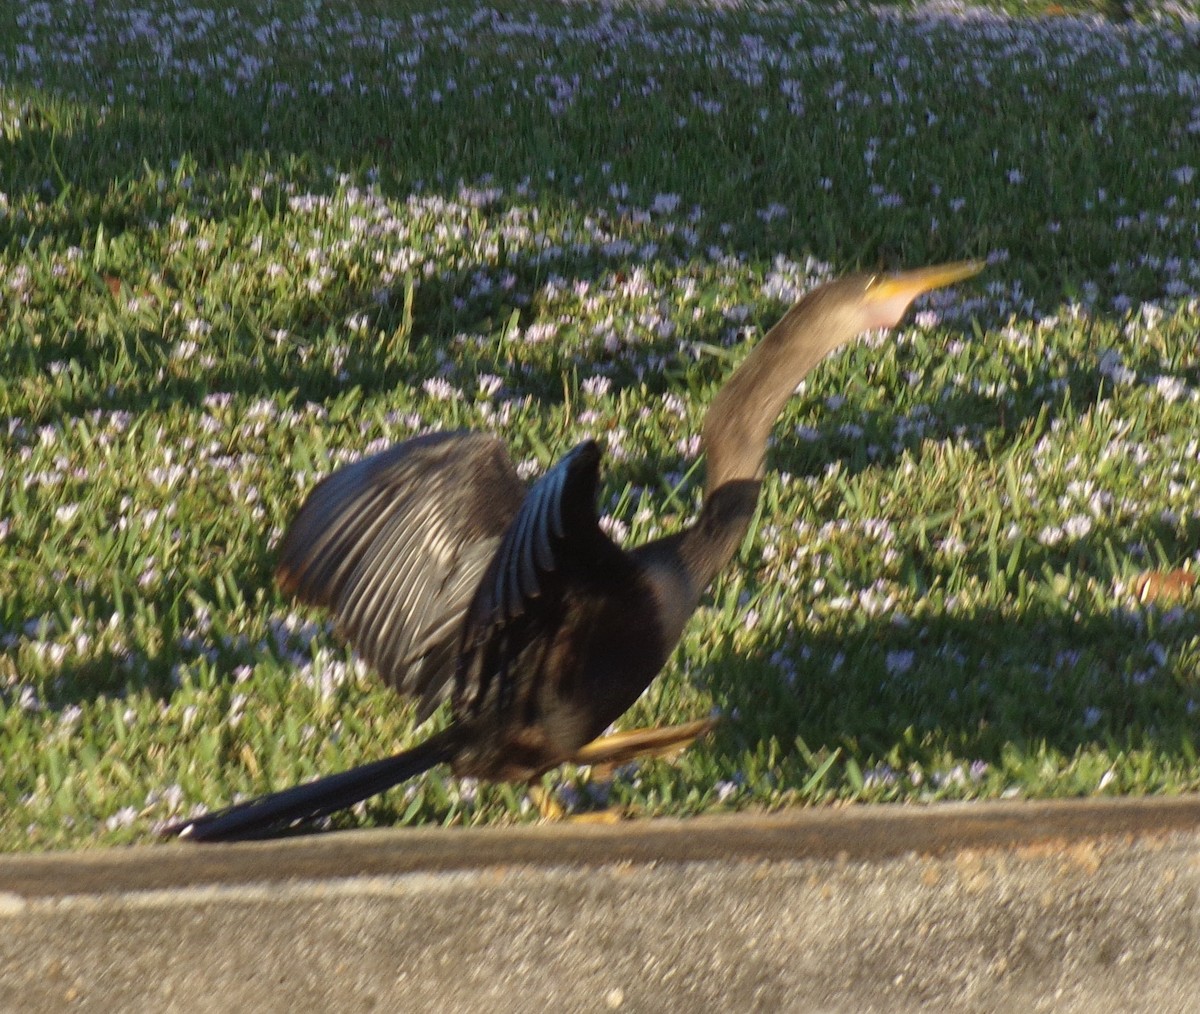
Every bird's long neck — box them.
[702,292,856,493]
[684,290,860,582]
[637,263,978,644]
[638,288,862,634]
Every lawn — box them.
[1,0,1198,849]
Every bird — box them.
[164,260,982,842]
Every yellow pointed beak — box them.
[868,260,985,303]
[858,260,984,330]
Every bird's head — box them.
[839,260,985,333]
[702,258,985,492]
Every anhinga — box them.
[165,261,981,842]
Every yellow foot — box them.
[531,718,718,821]
[528,784,563,821]
[528,790,625,824]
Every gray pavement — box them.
[2,796,1200,1012]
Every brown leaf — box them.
[1130,570,1196,604]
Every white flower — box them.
[523,322,557,344]
[598,515,628,542]
[1097,349,1135,387]
[105,807,139,832]
[1037,525,1064,547]
[1063,515,1093,540]
[1153,375,1187,403]
[581,375,611,397]
[477,374,503,397]
[650,193,680,215]
[422,377,459,401]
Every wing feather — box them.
[456,439,615,717]
[275,430,526,714]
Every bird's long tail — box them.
[162,727,461,843]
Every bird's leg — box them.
[529,717,719,823]
[569,717,718,768]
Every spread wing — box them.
[455,439,633,722]
[275,430,527,718]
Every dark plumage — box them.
[164,261,981,842]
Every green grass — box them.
[1,0,1199,849]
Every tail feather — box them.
[162,727,460,843]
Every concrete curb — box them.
[6,794,1200,898]
[3,797,1199,1012]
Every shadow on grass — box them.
[700,527,1196,785]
